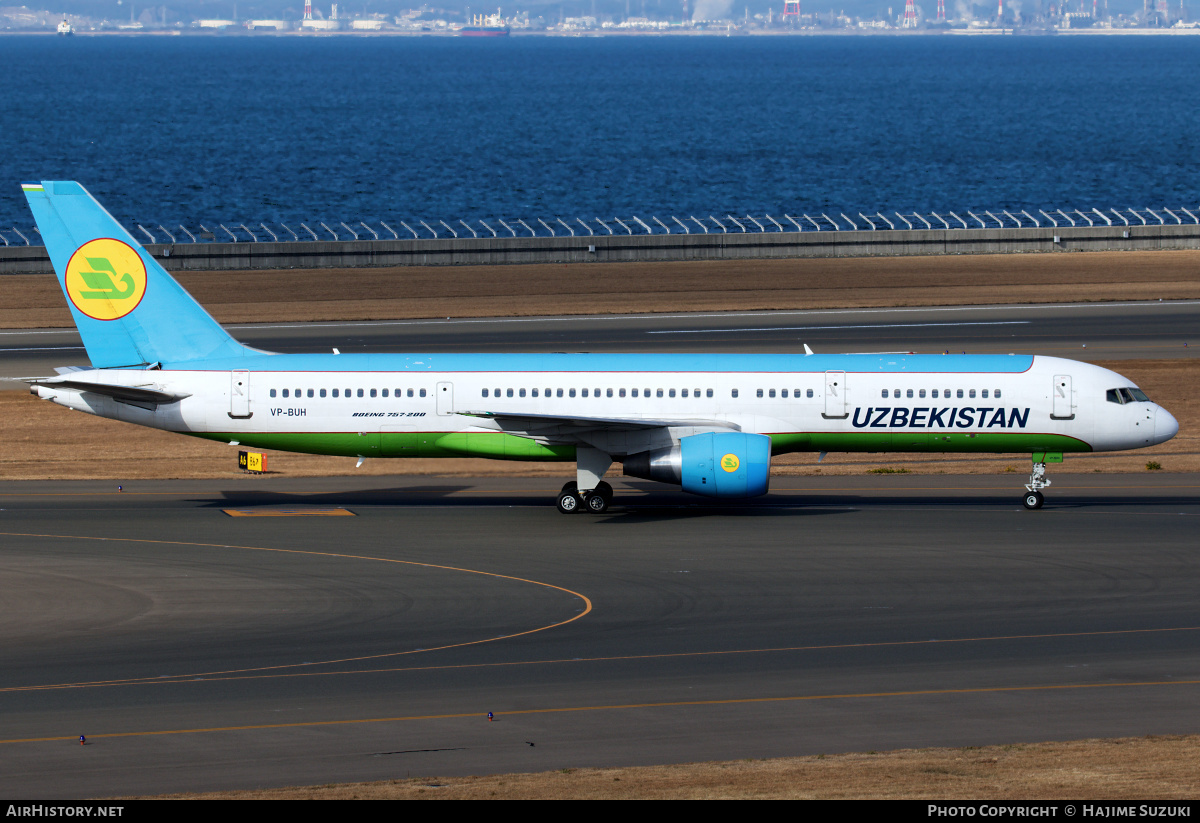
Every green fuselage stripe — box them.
[194,430,1090,460]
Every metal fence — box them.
[1,206,1198,247]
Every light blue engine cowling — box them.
[681,431,772,497]
[623,432,772,498]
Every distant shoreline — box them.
[4,27,1200,37]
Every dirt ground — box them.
[2,359,1193,481]
[154,735,1200,799]
[4,249,1200,328]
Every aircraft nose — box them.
[1155,406,1179,444]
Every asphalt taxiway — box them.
[2,474,1199,797]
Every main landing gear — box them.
[1023,461,1051,510]
[556,481,614,515]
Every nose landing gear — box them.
[1023,461,1050,509]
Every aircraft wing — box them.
[457,409,739,434]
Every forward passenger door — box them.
[823,371,847,419]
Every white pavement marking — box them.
[649,321,1032,335]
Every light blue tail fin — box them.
[23,181,254,368]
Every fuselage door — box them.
[436,381,454,415]
[823,370,848,419]
[1051,374,1074,420]
[229,370,252,419]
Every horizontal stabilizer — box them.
[30,377,191,407]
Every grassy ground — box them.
[153,735,1200,799]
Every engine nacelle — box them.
[623,431,771,498]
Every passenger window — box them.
[981,389,988,399]
[681,389,688,398]
[732,388,739,398]
[569,389,576,398]
[631,389,638,398]
[357,389,364,398]
[669,389,676,398]
[419,388,426,397]
[532,388,539,398]
[607,388,614,398]
[557,388,564,398]
[995,389,1001,399]
[781,389,788,398]
[957,389,964,399]
[919,389,926,398]
[594,388,600,397]
[407,389,414,397]
[320,389,326,398]
[894,388,900,398]
[619,388,626,398]
[332,389,339,398]
[370,389,377,398]
[882,389,889,398]
[582,389,588,398]
[282,389,289,398]
[694,388,700,397]
[806,389,813,398]
[757,389,764,398]
[345,388,352,398]
[270,389,277,398]
[382,389,388,398]
[482,389,489,397]
[644,388,651,397]
[519,388,526,397]
[707,389,714,398]
[931,389,938,399]
[768,389,776,398]
[1107,389,1123,404]
[657,388,664,398]
[507,388,514,397]
[969,389,976,399]
[906,389,913,399]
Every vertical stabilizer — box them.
[22,181,254,368]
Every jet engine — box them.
[623,431,771,498]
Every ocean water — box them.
[0,34,1197,228]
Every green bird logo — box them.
[77,257,136,300]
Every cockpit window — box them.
[1107,389,1124,404]
[1119,388,1136,404]
[1128,388,1150,402]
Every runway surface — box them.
[2,474,1199,797]
[2,300,1197,386]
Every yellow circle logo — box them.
[65,238,147,321]
[720,453,740,473]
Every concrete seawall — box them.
[4,223,1200,274]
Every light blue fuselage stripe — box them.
[173,352,1035,374]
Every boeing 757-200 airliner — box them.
[22,182,1179,512]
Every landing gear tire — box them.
[557,482,580,514]
[584,492,610,514]
[1023,491,1044,510]
[595,481,613,502]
